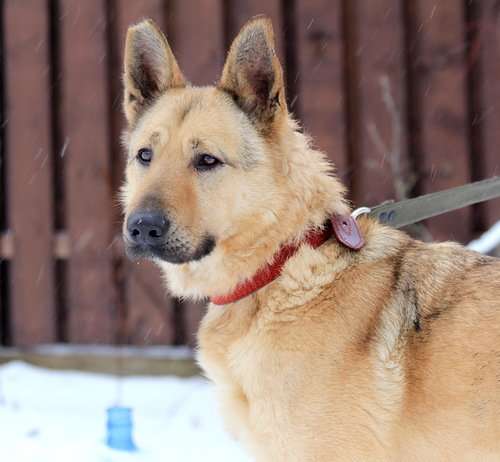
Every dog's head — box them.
[121,17,347,299]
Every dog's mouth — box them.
[124,235,216,264]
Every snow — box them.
[467,220,500,254]
[0,361,251,462]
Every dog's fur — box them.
[121,17,500,461]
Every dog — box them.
[121,16,500,461]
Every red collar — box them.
[210,214,364,305]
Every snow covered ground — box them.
[0,361,251,462]
[467,220,500,254]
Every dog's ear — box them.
[123,19,186,125]
[219,16,286,130]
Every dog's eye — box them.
[137,148,153,165]
[194,154,222,171]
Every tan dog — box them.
[121,16,500,461]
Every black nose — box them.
[126,211,169,247]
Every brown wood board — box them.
[4,0,56,345]
[409,1,472,242]
[60,0,118,342]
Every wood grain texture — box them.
[4,0,56,345]
[352,0,410,207]
[123,260,173,344]
[170,0,224,86]
[295,0,349,182]
[0,261,4,343]
[60,0,117,342]
[410,1,472,242]
[474,0,500,228]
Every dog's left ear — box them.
[123,19,186,126]
[219,16,286,130]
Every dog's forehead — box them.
[129,87,261,164]
[130,88,234,140]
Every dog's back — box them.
[393,234,500,460]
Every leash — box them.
[353,176,500,228]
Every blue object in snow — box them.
[106,406,137,451]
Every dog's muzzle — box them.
[124,209,215,264]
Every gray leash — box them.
[352,176,500,229]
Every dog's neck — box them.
[218,218,374,316]
[210,215,365,305]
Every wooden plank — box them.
[410,1,471,243]
[0,232,14,260]
[60,0,117,343]
[4,0,56,345]
[0,5,4,345]
[171,0,224,85]
[182,300,206,348]
[352,0,410,206]
[123,260,174,345]
[0,0,4,345]
[295,0,349,181]
[0,261,5,344]
[474,0,500,228]
[112,0,175,345]
[0,345,199,377]
[0,264,2,343]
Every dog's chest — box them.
[197,298,359,460]
[198,300,292,396]
[198,306,299,456]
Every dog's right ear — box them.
[123,19,186,126]
[219,16,286,131]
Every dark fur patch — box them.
[475,256,496,267]
[139,195,165,212]
[131,51,162,101]
[391,242,413,291]
[420,278,463,332]
[220,24,280,128]
[413,313,421,332]
[390,242,422,333]
[422,308,445,323]
[179,102,192,124]
[237,30,275,107]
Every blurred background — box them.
[0,0,499,351]
[0,1,499,460]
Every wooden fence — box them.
[0,0,499,347]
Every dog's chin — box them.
[124,236,216,265]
